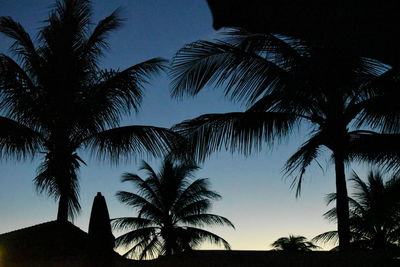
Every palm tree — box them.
[170,30,393,250]
[112,157,234,259]
[313,171,400,250]
[0,0,179,221]
[271,235,320,252]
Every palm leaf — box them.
[171,39,290,105]
[34,151,83,220]
[92,58,167,115]
[121,171,162,208]
[0,116,43,159]
[348,133,400,174]
[82,8,123,64]
[173,112,297,162]
[111,217,154,231]
[312,231,339,245]
[84,125,181,163]
[174,199,212,219]
[174,178,221,211]
[283,132,325,197]
[115,191,163,221]
[0,16,41,74]
[115,226,158,248]
[178,213,235,229]
[183,226,231,250]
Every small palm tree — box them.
[0,0,179,221]
[313,171,400,250]
[112,157,234,259]
[271,235,320,252]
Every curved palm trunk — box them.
[57,194,69,222]
[333,149,350,250]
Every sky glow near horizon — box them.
[0,0,374,252]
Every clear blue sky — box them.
[0,0,369,251]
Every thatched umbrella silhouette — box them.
[206,0,400,65]
[88,192,115,252]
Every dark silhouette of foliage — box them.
[112,157,234,259]
[348,134,400,175]
[0,0,179,221]
[271,235,320,252]
[313,171,400,250]
[170,30,395,250]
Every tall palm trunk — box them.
[163,229,173,256]
[57,194,69,221]
[53,145,74,222]
[333,149,350,250]
[55,167,70,222]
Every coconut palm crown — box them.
[0,0,179,221]
[271,235,320,252]
[313,171,400,250]
[170,30,395,249]
[112,157,234,259]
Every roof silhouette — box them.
[0,193,125,266]
[0,220,88,261]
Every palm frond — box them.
[353,68,400,133]
[92,58,167,115]
[223,30,307,67]
[0,55,42,125]
[348,133,400,174]
[40,0,91,50]
[115,191,162,221]
[115,226,158,248]
[34,151,83,220]
[137,235,161,260]
[312,231,339,245]
[0,116,43,159]
[84,125,181,164]
[174,178,221,211]
[82,8,123,65]
[183,226,231,250]
[173,112,297,162]
[0,16,40,74]
[175,198,212,218]
[0,54,35,91]
[178,213,234,229]
[350,171,372,206]
[283,132,325,197]
[111,217,154,231]
[121,172,162,208]
[171,39,290,105]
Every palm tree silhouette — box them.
[271,235,320,252]
[170,30,391,249]
[313,171,400,250]
[112,157,234,259]
[0,0,179,221]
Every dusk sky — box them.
[0,0,370,251]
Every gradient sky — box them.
[0,0,371,251]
